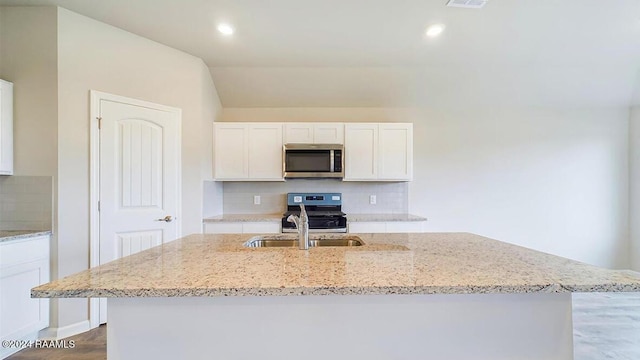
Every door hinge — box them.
[97,117,102,129]
[98,201,100,211]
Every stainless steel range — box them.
[281,193,347,233]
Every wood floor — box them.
[573,292,640,360]
[6,325,106,360]
[6,293,639,359]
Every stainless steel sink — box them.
[244,235,364,248]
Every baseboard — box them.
[38,320,91,340]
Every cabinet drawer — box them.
[0,236,49,268]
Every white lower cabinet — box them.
[0,235,50,359]
[203,222,281,234]
[348,221,425,233]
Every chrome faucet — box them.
[286,204,309,249]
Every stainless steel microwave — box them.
[283,144,344,179]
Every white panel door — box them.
[344,123,378,180]
[248,123,283,180]
[379,123,413,180]
[99,98,180,323]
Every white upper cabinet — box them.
[248,123,283,180]
[0,79,14,175]
[312,123,344,144]
[344,123,378,180]
[214,123,248,179]
[379,123,413,180]
[284,123,313,143]
[213,123,283,181]
[284,123,344,144]
[344,123,413,181]
[214,122,411,182]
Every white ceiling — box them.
[2,0,640,107]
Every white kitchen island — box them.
[32,233,640,360]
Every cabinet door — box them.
[0,236,50,359]
[0,79,14,175]
[313,123,344,144]
[379,123,413,180]
[284,123,314,144]
[214,123,248,179]
[248,123,283,180]
[344,124,378,180]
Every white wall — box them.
[0,6,223,331]
[0,4,61,327]
[630,106,640,271]
[54,7,221,329]
[0,7,58,177]
[221,107,630,269]
[412,107,629,269]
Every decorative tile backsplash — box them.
[0,176,53,231]
[222,181,408,214]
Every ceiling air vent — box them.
[446,0,488,9]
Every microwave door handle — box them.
[329,150,334,173]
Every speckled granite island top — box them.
[32,232,640,298]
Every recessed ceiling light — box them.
[217,23,234,36]
[425,24,445,38]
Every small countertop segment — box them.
[33,232,640,298]
[0,230,52,243]
[347,214,427,222]
[203,214,282,223]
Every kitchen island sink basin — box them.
[243,234,364,248]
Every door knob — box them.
[156,215,173,222]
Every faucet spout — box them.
[286,214,300,228]
[286,204,309,250]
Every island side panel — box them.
[107,293,573,360]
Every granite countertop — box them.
[347,214,427,222]
[203,213,426,222]
[0,230,52,243]
[203,214,283,223]
[32,232,640,298]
